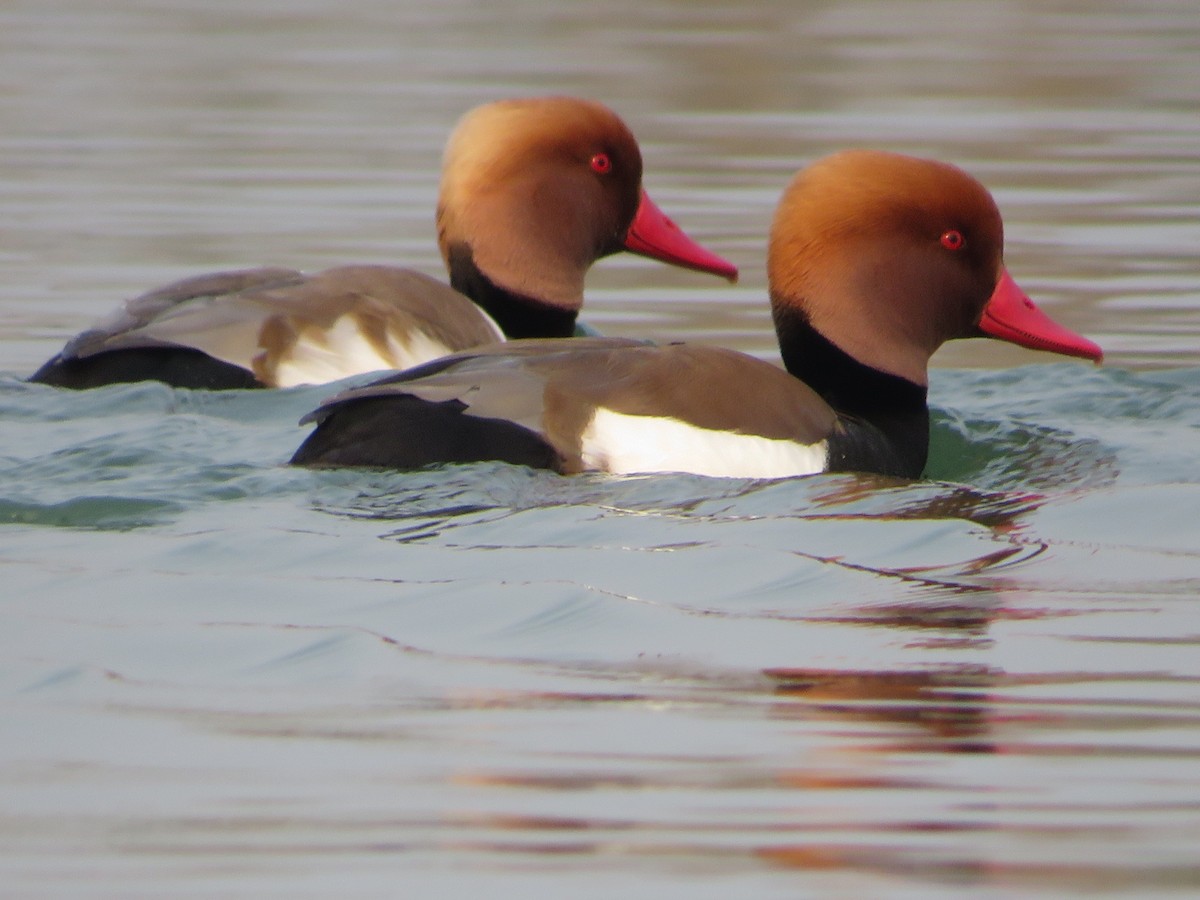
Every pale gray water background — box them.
[2,1,1200,896]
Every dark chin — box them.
[445,242,579,339]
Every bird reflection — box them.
[766,665,999,747]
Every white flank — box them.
[579,407,828,478]
[272,315,462,387]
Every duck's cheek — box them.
[578,407,829,478]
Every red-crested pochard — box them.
[289,150,1102,479]
[29,97,737,390]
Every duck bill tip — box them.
[623,190,738,282]
[980,268,1103,363]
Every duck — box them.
[28,97,737,390]
[289,149,1103,479]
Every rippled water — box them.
[2,1,1200,896]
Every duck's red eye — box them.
[940,229,965,251]
[590,153,612,175]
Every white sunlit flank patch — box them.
[273,315,463,387]
[579,406,828,478]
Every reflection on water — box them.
[3,0,1200,896]
[4,367,1200,897]
[762,664,1200,891]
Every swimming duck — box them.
[289,150,1102,478]
[29,97,737,390]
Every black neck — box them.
[446,244,578,339]
[773,301,931,477]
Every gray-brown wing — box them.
[305,339,837,470]
[59,264,504,386]
[60,267,305,360]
